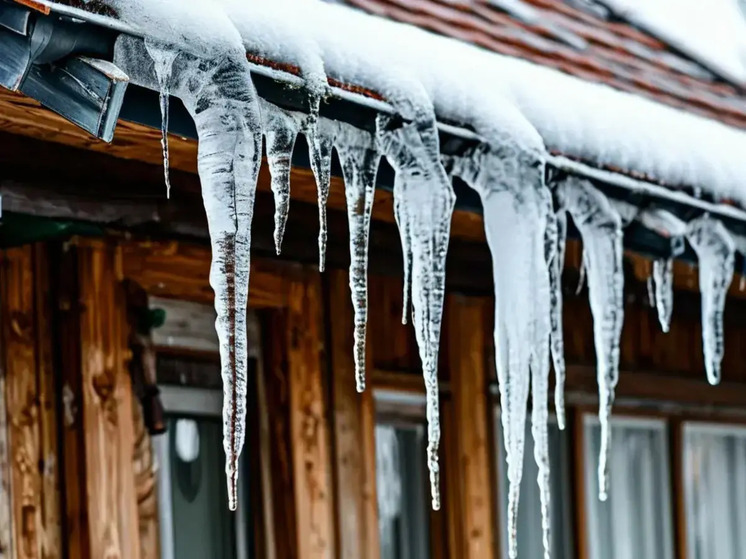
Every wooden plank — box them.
[33,245,62,559]
[1,246,43,559]
[57,240,141,559]
[131,400,159,559]
[445,295,496,559]
[0,355,13,559]
[260,310,298,559]
[326,269,379,559]
[286,272,334,559]
[120,241,291,309]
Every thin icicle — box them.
[144,40,179,199]
[393,179,412,326]
[335,124,380,394]
[558,177,624,503]
[453,142,552,559]
[260,100,302,255]
[546,203,567,431]
[652,259,674,333]
[687,216,735,385]
[576,251,587,295]
[377,113,456,511]
[307,119,336,271]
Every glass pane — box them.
[683,423,746,559]
[496,415,573,559]
[375,423,430,559]
[584,417,674,559]
[163,416,251,559]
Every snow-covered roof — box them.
[31,0,746,207]
[603,0,746,85]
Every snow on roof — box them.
[603,0,746,85]
[45,0,746,204]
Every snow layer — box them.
[604,0,746,84]
[41,0,746,203]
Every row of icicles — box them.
[140,40,739,559]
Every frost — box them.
[557,177,624,502]
[377,113,455,511]
[335,123,381,394]
[652,259,674,332]
[145,39,178,198]
[453,141,551,559]
[686,216,735,385]
[260,100,302,255]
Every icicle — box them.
[307,119,336,271]
[558,177,624,503]
[453,142,552,559]
[576,250,587,295]
[335,124,380,394]
[144,40,179,199]
[260,100,302,255]
[546,204,567,431]
[377,114,456,511]
[152,47,262,511]
[394,178,412,326]
[652,259,674,333]
[686,216,735,385]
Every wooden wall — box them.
[1,232,746,559]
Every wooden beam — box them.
[57,240,141,559]
[326,269,379,559]
[445,295,496,559]
[0,245,63,559]
[286,271,335,559]
[1,246,43,559]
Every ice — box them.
[142,44,261,511]
[453,140,552,559]
[335,123,381,393]
[260,100,303,255]
[377,113,456,510]
[557,177,624,502]
[144,39,178,199]
[308,119,336,272]
[547,203,567,431]
[686,216,735,385]
[652,259,674,332]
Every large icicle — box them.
[260,100,302,255]
[377,113,456,511]
[652,259,674,333]
[453,141,552,559]
[144,40,179,198]
[335,123,381,393]
[546,201,567,431]
[686,216,735,385]
[557,177,624,503]
[125,39,263,510]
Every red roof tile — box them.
[342,0,746,129]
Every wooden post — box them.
[0,245,62,559]
[446,294,496,559]
[57,240,140,559]
[326,269,380,559]
[286,271,335,559]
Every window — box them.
[156,385,254,559]
[495,412,574,559]
[374,390,431,559]
[583,415,674,559]
[683,422,746,559]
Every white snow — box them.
[604,0,746,84]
